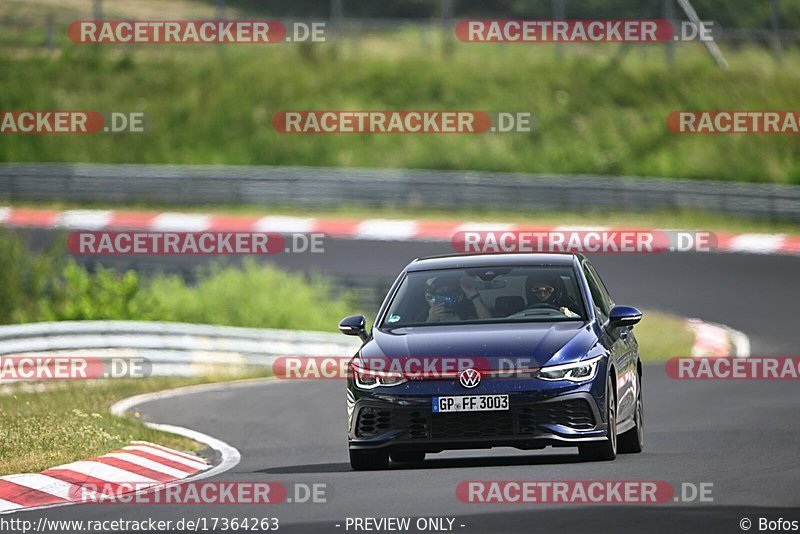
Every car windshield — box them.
[381,265,587,327]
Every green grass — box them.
[0,373,269,476]
[0,34,799,183]
[636,310,695,363]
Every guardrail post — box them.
[552,0,565,56]
[771,0,783,63]
[45,13,55,51]
[663,0,675,66]
[440,0,455,57]
[330,0,343,54]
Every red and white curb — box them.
[0,379,257,515]
[0,442,209,514]
[687,318,751,358]
[2,207,800,256]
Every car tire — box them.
[349,449,389,471]
[618,372,644,454]
[579,377,617,462]
[390,451,426,463]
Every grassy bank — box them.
[1,37,799,183]
[636,311,695,363]
[0,374,269,476]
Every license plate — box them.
[432,394,509,413]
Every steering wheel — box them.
[524,303,562,311]
[509,302,563,319]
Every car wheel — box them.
[579,377,617,462]
[390,451,426,463]
[349,449,389,471]
[618,372,644,454]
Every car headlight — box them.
[350,363,407,389]
[538,355,604,382]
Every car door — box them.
[587,261,638,421]
[582,261,634,422]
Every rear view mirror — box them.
[608,306,643,328]
[482,279,507,290]
[338,315,369,341]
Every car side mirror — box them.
[608,305,642,328]
[338,315,369,341]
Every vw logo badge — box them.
[459,368,481,389]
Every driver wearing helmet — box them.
[424,273,492,323]
[525,273,581,318]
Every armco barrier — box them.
[0,321,361,380]
[1,163,799,221]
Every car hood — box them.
[361,321,596,370]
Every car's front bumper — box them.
[348,390,608,452]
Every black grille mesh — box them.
[517,399,596,431]
[355,399,595,439]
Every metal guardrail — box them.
[0,321,361,379]
[1,163,799,221]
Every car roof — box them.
[405,253,584,272]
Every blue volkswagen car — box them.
[339,253,644,470]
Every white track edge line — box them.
[723,324,752,358]
[2,377,275,515]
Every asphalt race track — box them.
[15,235,800,532]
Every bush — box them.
[40,263,156,322]
[140,260,355,331]
[0,231,355,331]
[0,232,59,323]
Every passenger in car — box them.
[423,273,492,322]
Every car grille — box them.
[356,407,429,438]
[517,399,596,431]
[430,411,515,439]
[355,399,595,439]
